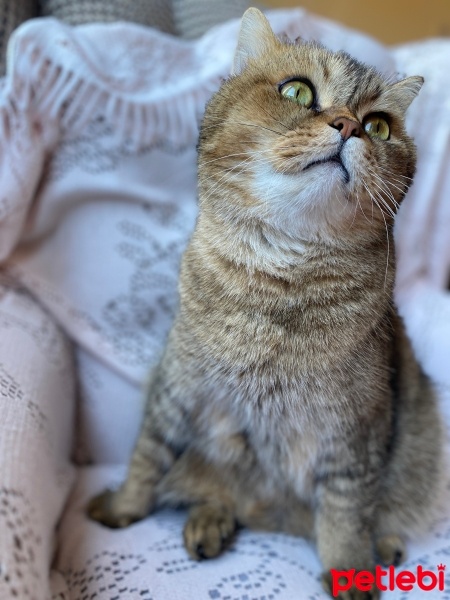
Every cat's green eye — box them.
[364,115,390,140]
[279,80,314,108]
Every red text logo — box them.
[330,564,446,596]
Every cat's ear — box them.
[232,8,279,76]
[383,76,424,113]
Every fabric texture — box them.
[172,0,250,39]
[0,8,449,600]
[0,0,252,77]
[40,0,252,39]
[39,0,176,34]
[0,0,38,75]
[0,275,76,600]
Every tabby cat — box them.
[88,8,442,599]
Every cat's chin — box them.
[249,163,355,241]
[305,160,350,185]
[304,155,350,185]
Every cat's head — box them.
[198,8,422,246]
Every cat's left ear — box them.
[232,8,279,76]
[382,76,424,113]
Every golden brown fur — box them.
[88,9,442,599]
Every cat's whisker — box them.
[369,177,400,213]
[376,167,414,182]
[236,122,289,137]
[203,118,288,138]
[200,147,281,168]
[374,194,396,219]
[349,192,360,230]
[252,98,291,132]
[374,168,415,193]
[374,189,397,218]
[362,180,391,289]
[201,154,278,207]
[376,175,411,199]
[377,165,412,186]
[201,155,257,202]
[200,151,263,167]
[361,180,392,219]
[356,195,373,225]
[366,168,403,207]
[365,173,398,216]
[378,205,391,292]
[332,187,347,214]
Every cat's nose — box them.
[330,117,362,141]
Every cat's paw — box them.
[87,489,147,528]
[375,534,406,567]
[321,570,380,600]
[183,503,236,560]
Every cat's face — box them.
[198,8,422,244]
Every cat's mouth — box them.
[304,153,350,183]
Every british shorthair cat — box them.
[88,8,442,599]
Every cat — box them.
[88,8,443,599]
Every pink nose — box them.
[330,117,362,141]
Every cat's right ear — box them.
[232,8,279,76]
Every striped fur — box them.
[88,9,442,598]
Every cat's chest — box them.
[251,421,321,499]
[196,397,324,499]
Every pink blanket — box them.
[0,10,449,600]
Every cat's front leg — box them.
[88,361,190,528]
[87,423,176,527]
[315,443,382,600]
